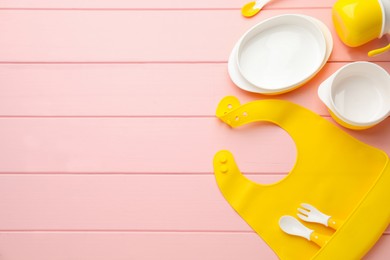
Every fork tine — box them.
[301,203,315,211]
[297,207,309,215]
[297,213,309,221]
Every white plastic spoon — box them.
[279,215,330,247]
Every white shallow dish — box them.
[318,62,390,129]
[228,14,333,94]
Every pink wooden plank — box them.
[0,232,275,260]
[2,62,390,116]
[0,63,237,116]
[0,174,281,230]
[0,232,387,260]
[0,0,334,9]
[1,9,389,62]
[0,117,388,174]
[0,174,388,233]
[0,118,296,173]
[365,235,390,260]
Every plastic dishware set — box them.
[213,0,390,259]
[233,0,390,129]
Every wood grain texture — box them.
[0,118,296,173]
[1,9,390,62]
[0,174,389,234]
[0,117,389,174]
[0,232,275,260]
[1,0,390,258]
[1,62,390,116]
[0,232,387,260]
[0,0,334,9]
[0,174,266,231]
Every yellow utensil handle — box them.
[368,43,390,57]
[328,217,343,230]
[310,232,330,247]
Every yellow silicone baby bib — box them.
[213,96,390,260]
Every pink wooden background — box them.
[0,0,389,259]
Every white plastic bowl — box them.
[319,62,390,129]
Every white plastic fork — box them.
[297,203,342,230]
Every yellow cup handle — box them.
[368,43,390,57]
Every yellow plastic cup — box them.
[332,0,390,56]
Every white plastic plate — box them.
[228,14,330,94]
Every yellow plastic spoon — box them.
[241,0,271,18]
[368,43,390,57]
